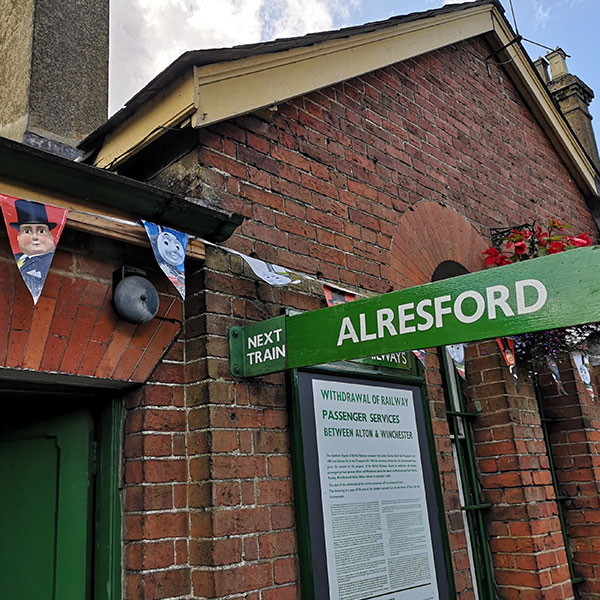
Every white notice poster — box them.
[313,378,439,600]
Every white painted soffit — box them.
[93,2,496,170]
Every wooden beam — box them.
[191,7,494,128]
[0,178,205,260]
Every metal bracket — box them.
[485,35,523,61]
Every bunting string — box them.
[65,206,369,299]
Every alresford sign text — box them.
[229,247,600,377]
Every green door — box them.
[0,402,94,599]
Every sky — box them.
[110,0,600,126]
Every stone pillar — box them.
[538,356,600,600]
[466,341,575,599]
[0,0,108,156]
[533,57,550,84]
[546,48,600,170]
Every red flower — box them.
[567,233,592,247]
[547,240,566,254]
[485,220,592,269]
[482,247,511,266]
[507,229,532,244]
[535,225,548,246]
[514,241,528,255]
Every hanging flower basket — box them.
[483,219,597,362]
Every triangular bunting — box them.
[141,220,188,299]
[497,337,519,391]
[0,194,68,304]
[447,344,467,379]
[413,349,426,367]
[572,351,595,400]
[546,357,568,396]
[234,251,300,286]
[323,284,356,306]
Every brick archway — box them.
[390,201,489,289]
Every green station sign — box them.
[229,247,600,377]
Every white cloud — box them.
[110,0,358,114]
[531,0,551,30]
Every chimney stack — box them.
[0,0,109,159]
[544,48,600,171]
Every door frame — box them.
[0,381,123,600]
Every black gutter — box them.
[0,136,243,242]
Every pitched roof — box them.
[0,135,242,244]
[80,0,499,153]
[80,0,599,202]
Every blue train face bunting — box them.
[141,220,188,299]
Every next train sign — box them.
[229,247,600,377]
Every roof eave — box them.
[81,0,599,203]
[79,0,499,153]
[0,136,243,242]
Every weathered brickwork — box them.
[465,342,575,600]
[0,229,182,383]
[0,228,187,599]
[132,36,599,599]
[182,253,312,600]
[123,378,190,600]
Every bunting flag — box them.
[1,194,68,304]
[233,251,301,286]
[497,336,519,391]
[413,349,426,368]
[546,357,568,396]
[323,284,356,306]
[572,352,595,400]
[447,344,467,379]
[141,220,188,299]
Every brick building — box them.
[2,0,600,599]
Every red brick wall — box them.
[389,201,489,289]
[466,342,575,600]
[0,229,182,384]
[0,227,188,598]
[538,358,600,600]
[167,38,594,277]
[123,376,190,599]
[183,256,314,600]
[146,35,598,599]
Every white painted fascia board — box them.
[191,5,495,129]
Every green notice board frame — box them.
[289,364,455,600]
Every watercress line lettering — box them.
[337,279,547,346]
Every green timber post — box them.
[94,399,123,600]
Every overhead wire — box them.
[508,0,519,35]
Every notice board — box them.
[292,370,452,600]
